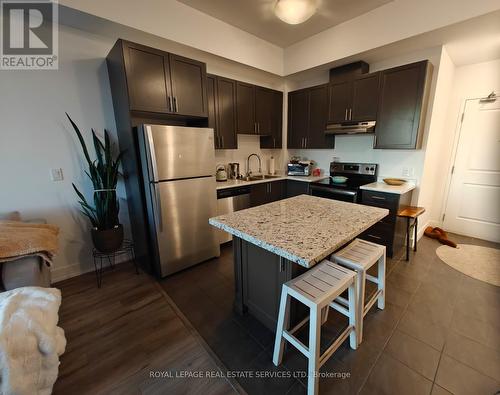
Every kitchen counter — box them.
[360,181,416,195]
[215,175,328,190]
[209,195,388,268]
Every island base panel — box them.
[233,237,307,331]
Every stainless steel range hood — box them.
[325,121,376,135]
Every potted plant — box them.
[67,113,125,253]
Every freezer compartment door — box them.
[145,125,215,181]
[151,176,219,276]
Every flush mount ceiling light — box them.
[274,0,317,25]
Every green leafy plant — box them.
[67,113,124,230]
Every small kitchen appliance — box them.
[310,162,378,203]
[228,162,240,180]
[287,160,313,176]
[216,165,228,182]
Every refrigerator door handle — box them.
[152,183,163,232]
[145,125,159,182]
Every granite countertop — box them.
[360,181,416,195]
[209,195,388,268]
[216,175,328,190]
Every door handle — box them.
[221,135,224,147]
[152,183,163,232]
[273,137,276,148]
[254,122,257,133]
[257,123,260,133]
[367,234,382,240]
[349,108,352,120]
[345,108,348,120]
[167,96,172,112]
[173,97,178,113]
[371,196,386,200]
[304,137,307,148]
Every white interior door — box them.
[443,97,500,242]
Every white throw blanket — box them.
[0,287,66,395]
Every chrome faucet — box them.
[246,153,262,177]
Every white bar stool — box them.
[273,260,359,395]
[332,238,386,344]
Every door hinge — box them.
[451,165,455,174]
[442,213,446,221]
[460,112,465,123]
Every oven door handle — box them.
[311,185,357,197]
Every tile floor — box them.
[160,234,500,394]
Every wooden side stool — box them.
[397,206,425,261]
[273,260,359,395]
[332,238,386,344]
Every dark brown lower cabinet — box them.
[250,181,285,207]
[360,190,412,257]
[286,180,310,197]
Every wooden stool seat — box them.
[332,239,386,344]
[398,206,425,218]
[273,260,359,395]
[397,206,425,261]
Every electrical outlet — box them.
[402,167,410,177]
[50,168,64,182]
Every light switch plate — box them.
[51,168,64,182]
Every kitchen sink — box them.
[244,174,282,181]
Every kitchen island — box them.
[209,195,388,330]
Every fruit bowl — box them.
[383,178,406,186]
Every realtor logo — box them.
[1,0,58,69]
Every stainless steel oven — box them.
[309,162,378,203]
[309,184,358,202]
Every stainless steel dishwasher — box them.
[216,186,251,244]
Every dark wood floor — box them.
[53,263,239,395]
[161,234,500,395]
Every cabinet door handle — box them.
[221,135,224,147]
[371,196,386,200]
[367,234,382,240]
[273,137,276,148]
[280,257,285,272]
[167,96,172,112]
[305,137,307,148]
[257,123,260,133]
[254,122,257,133]
[345,108,348,120]
[349,108,352,120]
[173,97,178,113]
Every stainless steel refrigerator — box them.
[138,125,220,277]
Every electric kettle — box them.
[215,164,228,182]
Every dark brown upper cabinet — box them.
[168,54,208,117]
[125,46,170,113]
[207,74,237,149]
[328,72,379,123]
[236,82,256,134]
[121,40,207,118]
[260,89,283,149]
[288,84,334,149]
[236,82,283,143]
[375,60,431,149]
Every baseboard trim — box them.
[51,254,130,283]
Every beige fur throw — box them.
[0,221,59,266]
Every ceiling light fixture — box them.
[274,0,317,25]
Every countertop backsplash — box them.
[214,134,285,175]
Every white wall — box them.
[417,47,456,229]
[285,47,443,198]
[59,0,284,75]
[284,0,500,74]
[0,24,130,282]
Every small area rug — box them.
[436,244,500,286]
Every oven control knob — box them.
[365,167,369,171]
[370,167,375,171]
